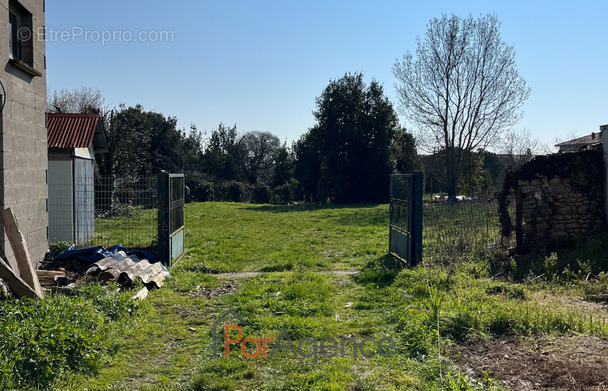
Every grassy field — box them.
[5,202,608,390]
[186,203,389,273]
[88,206,158,250]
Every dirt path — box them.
[214,270,360,278]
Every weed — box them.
[48,241,71,255]
[0,296,105,389]
[74,282,141,321]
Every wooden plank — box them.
[0,257,41,298]
[1,208,44,298]
[36,270,67,278]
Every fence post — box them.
[157,171,169,265]
[411,172,423,266]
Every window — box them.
[9,9,19,60]
[8,1,39,76]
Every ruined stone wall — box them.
[501,149,604,251]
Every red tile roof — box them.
[47,113,100,149]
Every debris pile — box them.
[0,207,169,300]
[39,245,170,295]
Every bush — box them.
[272,178,299,204]
[216,181,253,203]
[252,184,273,204]
[75,282,141,321]
[0,296,105,389]
[186,172,215,202]
[0,284,140,389]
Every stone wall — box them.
[501,149,604,252]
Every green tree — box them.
[393,14,530,200]
[272,144,295,188]
[294,133,324,204]
[241,131,281,184]
[392,127,420,174]
[99,104,185,177]
[183,125,205,173]
[459,150,492,195]
[479,150,504,190]
[203,123,246,181]
[300,72,398,203]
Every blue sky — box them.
[46,0,607,148]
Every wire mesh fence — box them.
[48,175,158,252]
[422,195,503,263]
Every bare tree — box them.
[47,86,106,114]
[500,128,545,167]
[393,14,530,199]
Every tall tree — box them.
[272,144,295,188]
[183,124,205,173]
[294,133,324,204]
[301,73,398,203]
[391,127,420,174]
[393,14,530,200]
[203,123,246,181]
[241,131,281,184]
[99,104,185,177]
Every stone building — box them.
[0,0,48,268]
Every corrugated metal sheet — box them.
[47,113,101,149]
[85,253,166,289]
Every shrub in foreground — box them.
[0,283,140,390]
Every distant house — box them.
[556,131,603,152]
[0,0,48,268]
[47,113,107,243]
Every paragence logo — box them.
[211,310,397,364]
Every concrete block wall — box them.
[0,0,48,268]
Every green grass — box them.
[89,207,158,249]
[5,201,608,390]
[185,203,389,273]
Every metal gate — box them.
[158,171,185,266]
[389,172,423,265]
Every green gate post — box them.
[158,171,170,266]
[389,172,423,266]
[158,171,185,267]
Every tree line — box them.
[49,14,537,204]
[49,73,419,204]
